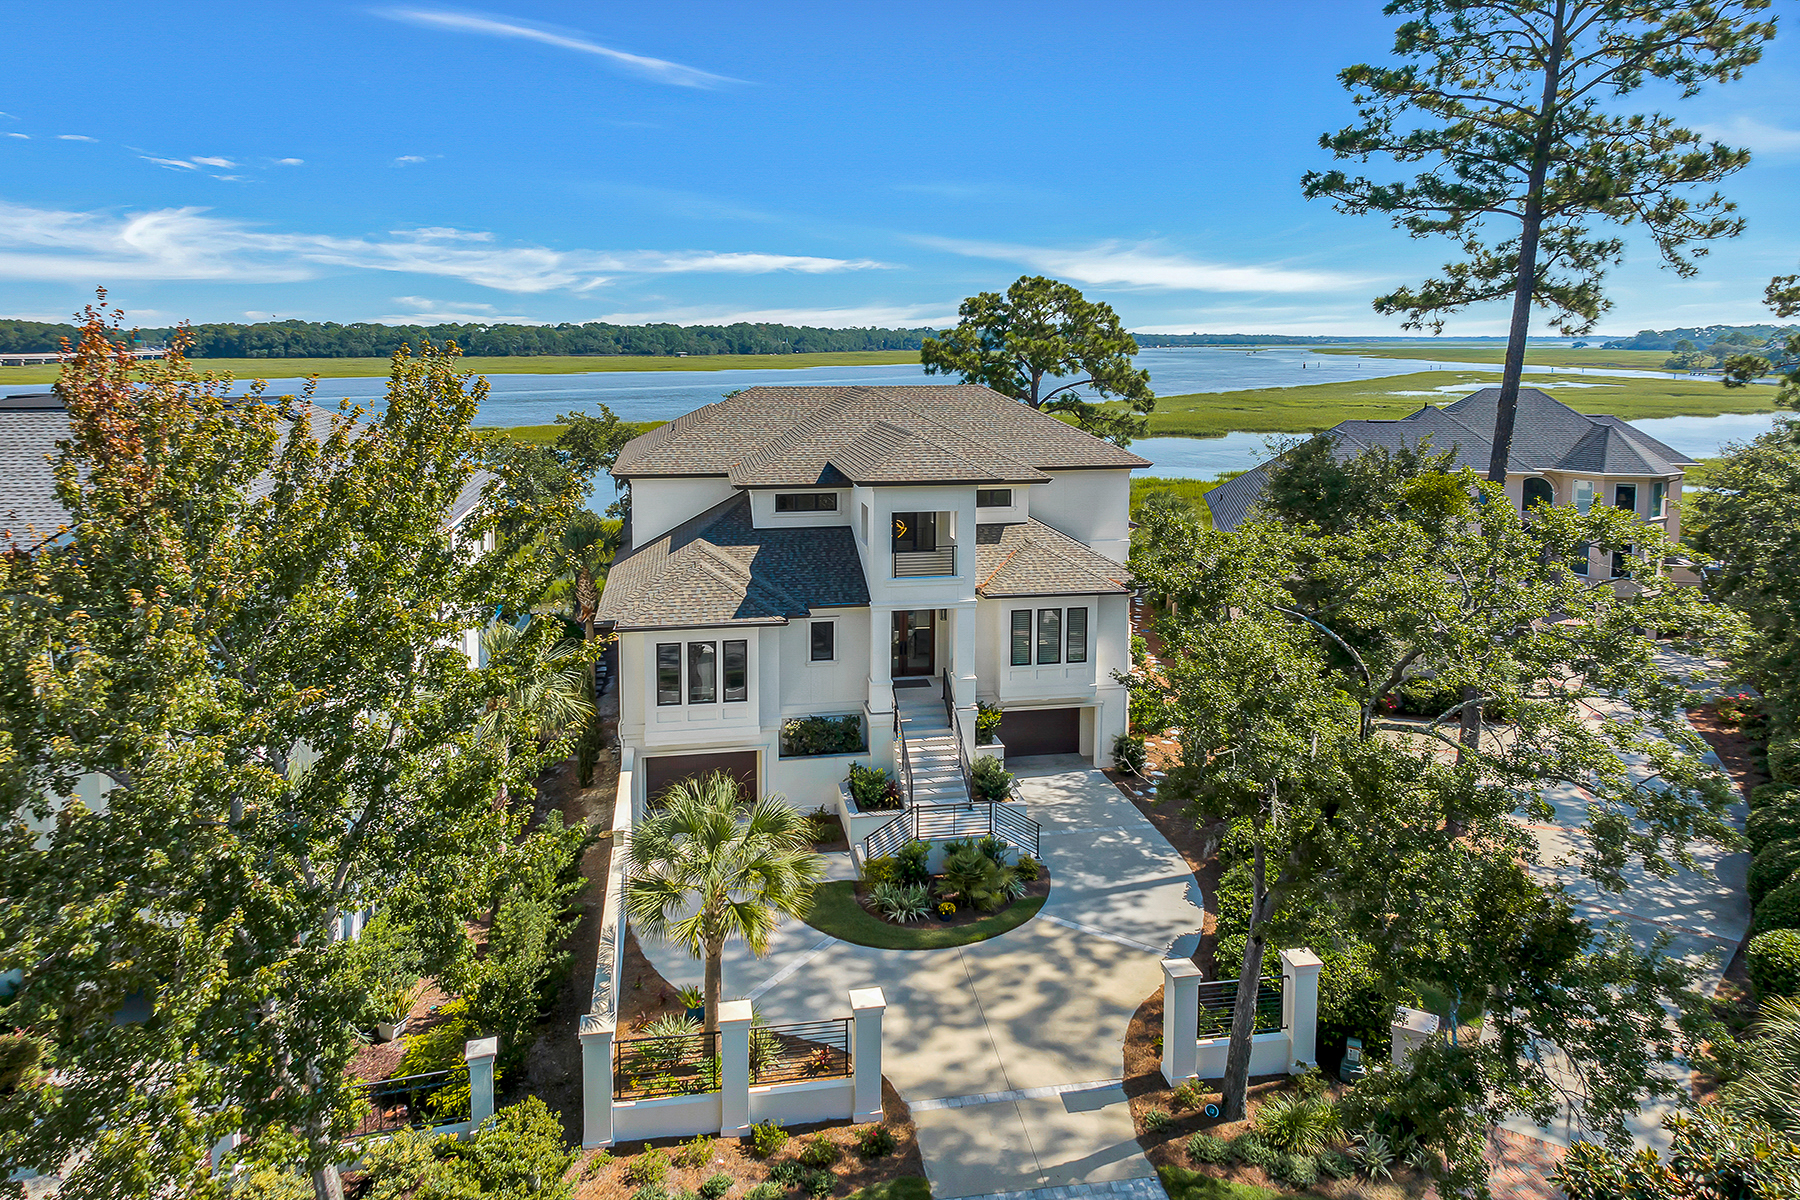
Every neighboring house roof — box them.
[1205,387,1696,532]
[975,520,1131,597]
[612,384,1148,484]
[597,494,871,631]
[0,392,493,551]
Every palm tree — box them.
[625,773,824,1031]
[474,618,594,810]
[1720,996,1800,1136]
[561,511,622,641]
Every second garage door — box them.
[995,707,1081,757]
[643,751,758,807]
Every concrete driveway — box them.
[634,755,1206,1200]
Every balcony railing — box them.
[892,547,955,578]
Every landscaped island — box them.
[803,837,1050,951]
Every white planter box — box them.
[974,739,1004,764]
[375,1015,410,1043]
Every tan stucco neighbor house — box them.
[597,384,1147,814]
[1205,386,1697,581]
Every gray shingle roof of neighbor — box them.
[1204,386,1698,532]
[611,384,1149,484]
[974,520,1131,598]
[0,392,494,550]
[597,493,871,630]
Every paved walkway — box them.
[634,755,1206,1199]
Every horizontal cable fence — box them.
[349,1070,467,1137]
[750,1018,853,1086]
[1196,979,1284,1039]
[615,1028,722,1100]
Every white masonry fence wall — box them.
[1159,948,1322,1084]
[579,748,888,1148]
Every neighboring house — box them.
[1206,387,1696,581]
[597,384,1146,811]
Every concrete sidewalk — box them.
[633,756,1206,1198]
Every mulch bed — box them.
[573,1078,923,1200]
[847,865,1051,931]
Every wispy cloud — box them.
[1697,114,1800,155]
[0,199,888,292]
[391,154,436,166]
[917,236,1371,294]
[191,155,236,168]
[579,303,955,327]
[275,157,305,166]
[373,296,543,324]
[376,8,740,88]
[140,155,200,171]
[57,134,97,142]
[3,133,26,140]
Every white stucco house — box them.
[596,384,1145,814]
[1205,386,1696,581]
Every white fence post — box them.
[1279,948,1322,1073]
[579,1017,616,1148]
[1161,958,1201,1085]
[718,999,754,1138]
[850,987,886,1123]
[464,1037,498,1128]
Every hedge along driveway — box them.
[632,755,1208,1198]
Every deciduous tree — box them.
[921,275,1155,444]
[1303,0,1775,482]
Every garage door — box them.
[643,751,758,808]
[996,707,1081,757]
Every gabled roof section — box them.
[974,519,1130,598]
[597,494,870,630]
[611,384,1148,484]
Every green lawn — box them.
[489,420,666,444]
[1141,369,1779,439]
[1314,344,1677,373]
[0,349,923,386]
[1157,1166,1293,1200]
[846,1178,932,1200]
[801,880,1045,950]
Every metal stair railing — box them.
[858,800,1042,862]
[940,669,975,802]
[891,683,913,807]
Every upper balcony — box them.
[890,510,956,579]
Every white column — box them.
[579,1016,616,1148]
[850,987,887,1123]
[1161,958,1201,1084]
[868,609,893,715]
[1279,948,1323,1073]
[464,1036,498,1128]
[717,999,754,1138]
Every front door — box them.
[891,610,936,677]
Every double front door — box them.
[892,610,935,677]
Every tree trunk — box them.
[312,1165,346,1200]
[703,936,724,1034]
[1486,0,1569,485]
[1220,838,1274,1121]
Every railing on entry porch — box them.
[891,683,914,806]
[861,799,1041,861]
[892,547,955,578]
[940,668,975,803]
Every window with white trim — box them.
[810,621,835,662]
[775,492,837,512]
[1650,480,1667,518]
[977,489,1012,508]
[657,640,749,706]
[1010,606,1089,666]
[1573,479,1597,514]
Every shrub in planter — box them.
[1748,928,1800,997]
[1112,733,1148,776]
[1755,875,1800,936]
[1772,734,1800,786]
[975,701,1004,746]
[970,755,1014,801]
[1749,798,1800,854]
[805,806,839,845]
[895,840,930,888]
[936,902,956,921]
[1749,840,1800,907]
[783,715,863,758]
[846,763,902,812]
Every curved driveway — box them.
[634,755,1206,1200]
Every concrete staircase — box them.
[896,680,970,805]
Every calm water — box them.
[3,347,1781,478]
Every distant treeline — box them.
[1131,333,1346,346]
[0,318,935,358]
[1603,324,1799,351]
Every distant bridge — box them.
[0,348,167,367]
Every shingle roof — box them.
[1204,387,1696,532]
[974,520,1130,597]
[597,494,870,630]
[612,384,1148,484]
[0,393,493,550]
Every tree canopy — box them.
[1303,0,1775,482]
[920,275,1155,445]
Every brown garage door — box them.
[996,707,1081,757]
[643,751,758,808]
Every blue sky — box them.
[2,1,1797,337]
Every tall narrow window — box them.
[688,641,716,704]
[810,621,835,662]
[723,640,747,702]
[1614,483,1638,513]
[1571,541,1590,576]
[1650,480,1667,518]
[1037,608,1062,665]
[1066,607,1088,664]
[1573,480,1596,514]
[656,644,681,706]
[1010,611,1032,666]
